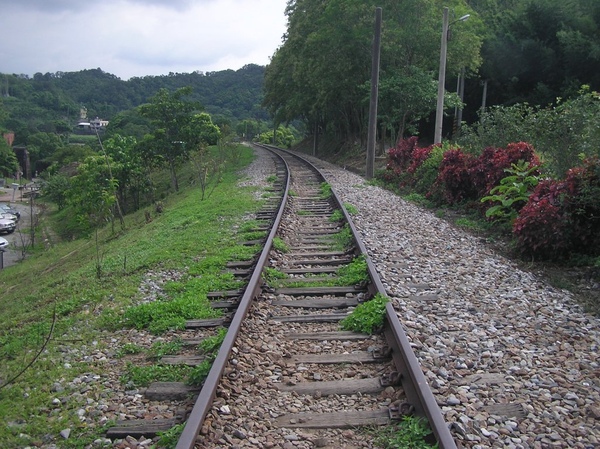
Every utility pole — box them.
[434,7,450,145]
[366,7,382,179]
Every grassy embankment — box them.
[0,145,266,447]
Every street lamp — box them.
[434,8,470,144]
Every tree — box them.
[67,155,119,276]
[138,87,202,191]
[26,132,65,173]
[264,0,483,144]
[102,134,150,213]
[0,138,18,177]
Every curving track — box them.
[177,146,456,448]
[107,145,457,448]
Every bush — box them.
[431,148,477,205]
[470,142,541,198]
[513,157,600,258]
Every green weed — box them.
[372,415,437,449]
[344,203,358,214]
[198,328,227,354]
[340,293,389,334]
[263,267,289,284]
[148,339,184,360]
[332,224,354,250]
[320,182,333,199]
[273,237,289,253]
[329,209,344,222]
[116,343,144,358]
[156,423,185,449]
[337,255,369,285]
[187,359,214,386]
[121,363,190,388]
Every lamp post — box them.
[434,8,470,144]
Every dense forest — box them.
[265,0,600,146]
[0,64,268,147]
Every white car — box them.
[0,218,16,234]
[1,212,18,222]
[0,236,8,250]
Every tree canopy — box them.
[264,0,483,144]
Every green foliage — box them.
[344,203,358,215]
[148,339,184,360]
[116,343,143,357]
[0,137,19,176]
[66,154,118,237]
[319,182,333,199]
[0,144,259,446]
[258,125,298,148]
[138,86,203,192]
[403,192,434,208]
[264,0,482,142]
[198,327,227,354]
[340,293,389,334]
[459,87,600,178]
[121,363,190,387]
[122,279,225,334]
[481,160,540,222]
[156,423,185,449]
[413,145,446,195]
[329,209,344,222]
[333,224,354,251]
[336,255,369,286]
[273,237,289,253]
[373,415,437,449]
[263,267,288,284]
[187,359,213,386]
[41,173,71,210]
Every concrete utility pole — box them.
[366,7,382,180]
[435,9,470,144]
[434,7,450,145]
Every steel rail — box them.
[177,144,457,448]
[175,150,290,449]
[272,146,458,449]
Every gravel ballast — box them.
[36,147,598,449]
[306,153,600,448]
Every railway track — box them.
[107,146,457,448]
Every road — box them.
[1,189,35,269]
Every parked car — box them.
[0,217,16,234]
[0,204,20,220]
[1,212,18,222]
[0,236,8,250]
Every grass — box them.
[340,293,389,334]
[272,236,289,253]
[371,415,437,449]
[0,145,265,447]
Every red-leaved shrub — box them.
[513,157,600,258]
[432,148,477,204]
[470,142,541,197]
[386,136,419,173]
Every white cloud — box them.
[0,0,286,79]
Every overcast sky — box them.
[0,0,288,80]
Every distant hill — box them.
[0,65,267,145]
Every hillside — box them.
[0,65,267,146]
